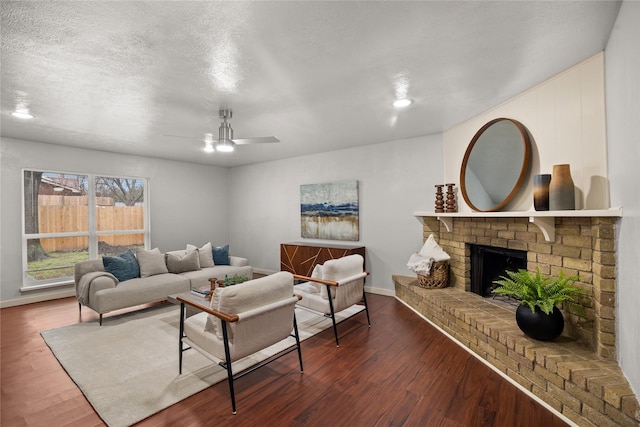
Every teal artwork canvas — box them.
[300,180,359,241]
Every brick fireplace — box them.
[393,211,640,426]
[422,214,617,358]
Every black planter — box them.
[515,304,564,341]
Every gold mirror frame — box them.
[460,118,531,212]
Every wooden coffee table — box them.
[167,291,210,318]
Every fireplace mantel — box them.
[414,207,622,242]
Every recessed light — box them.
[393,99,413,108]
[11,110,34,119]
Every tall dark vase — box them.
[515,304,564,341]
[549,164,575,210]
[533,174,551,211]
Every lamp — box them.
[216,141,234,152]
[11,109,34,119]
[392,98,413,108]
[204,133,215,153]
[216,120,235,152]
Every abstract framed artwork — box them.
[300,180,359,241]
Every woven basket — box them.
[417,260,449,289]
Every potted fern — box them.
[218,274,250,287]
[492,268,585,341]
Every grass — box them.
[27,250,89,280]
[27,246,144,280]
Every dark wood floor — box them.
[1,294,569,427]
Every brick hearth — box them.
[394,276,640,426]
[393,214,640,426]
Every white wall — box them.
[605,0,640,397]
[0,138,230,305]
[227,135,443,294]
[444,53,609,212]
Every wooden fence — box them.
[38,195,115,206]
[37,205,144,252]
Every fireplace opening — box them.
[470,245,527,298]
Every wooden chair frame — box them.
[293,272,370,346]
[177,294,304,414]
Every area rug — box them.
[40,303,364,427]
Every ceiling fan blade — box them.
[231,136,280,145]
[162,134,204,140]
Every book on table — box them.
[191,287,210,297]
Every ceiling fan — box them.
[166,109,279,153]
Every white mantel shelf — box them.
[414,207,623,242]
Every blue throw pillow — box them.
[103,249,140,282]
[212,244,230,265]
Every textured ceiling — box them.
[1,1,621,167]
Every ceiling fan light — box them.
[11,110,34,119]
[393,98,413,108]
[204,133,215,152]
[216,141,234,152]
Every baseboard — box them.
[1,289,76,308]
[365,286,395,297]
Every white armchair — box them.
[293,254,370,346]
[178,271,303,414]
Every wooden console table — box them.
[280,242,365,276]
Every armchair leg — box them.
[99,314,103,326]
[362,290,371,327]
[179,302,185,374]
[326,285,340,347]
[78,303,82,313]
[292,314,304,372]
[221,320,237,414]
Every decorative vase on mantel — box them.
[533,174,551,211]
[549,164,575,210]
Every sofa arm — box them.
[76,271,117,306]
[229,256,248,267]
[74,259,105,291]
[88,275,117,293]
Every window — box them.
[23,170,148,289]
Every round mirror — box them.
[460,118,531,212]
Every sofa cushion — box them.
[136,248,169,278]
[186,242,215,268]
[212,244,230,265]
[166,250,200,273]
[102,249,140,282]
[91,273,190,314]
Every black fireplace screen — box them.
[470,245,527,297]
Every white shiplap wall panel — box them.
[444,52,608,211]
[580,56,609,209]
[535,79,556,173]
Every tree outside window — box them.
[23,170,148,286]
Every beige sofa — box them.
[74,248,253,325]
